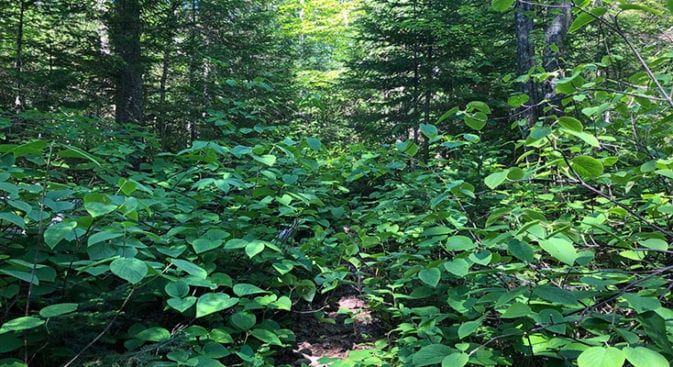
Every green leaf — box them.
[571,156,604,179]
[539,236,577,265]
[624,347,670,367]
[0,212,25,228]
[639,238,668,251]
[485,170,509,189]
[44,220,77,249]
[421,226,452,236]
[577,347,625,367]
[58,144,101,166]
[464,114,487,131]
[250,328,283,346]
[507,94,529,108]
[295,279,316,302]
[529,126,552,141]
[84,193,117,217]
[420,123,438,138]
[418,268,441,288]
[507,239,535,263]
[618,3,663,15]
[87,231,123,247]
[191,229,229,254]
[442,353,469,367]
[0,316,45,334]
[569,7,607,33]
[165,280,190,298]
[306,137,321,151]
[39,303,78,318]
[0,269,38,285]
[109,257,147,284]
[466,101,491,114]
[622,293,661,314]
[534,285,578,305]
[562,129,600,147]
[171,259,208,279]
[196,293,239,318]
[245,242,265,258]
[501,302,532,318]
[252,154,276,166]
[231,312,256,331]
[232,283,267,296]
[458,317,484,339]
[558,116,583,132]
[444,236,476,251]
[413,344,452,367]
[135,327,170,342]
[443,259,470,277]
[167,297,197,312]
[655,169,673,179]
[668,0,673,14]
[491,0,515,12]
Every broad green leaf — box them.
[569,8,607,33]
[110,257,147,284]
[231,312,256,331]
[12,140,47,157]
[562,129,600,147]
[233,283,267,296]
[165,280,190,298]
[245,242,264,258]
[39,303,78,318]
[135,327,170,342]
[421,226,452,236]
[668,0,673,14]
[0,316,45,334]
[501,302,531,318]
[639,238,668,251]
[192,357,225,367]
[295,279,316,302]
[655,169,673,179]
[306,137,321,151]
[44,220,77,249]
[84,193,117,217]
[485,170,509,189]
[0,212,25,228]
[507,167,524,180]
[443,259,470,277]
[577,347,625,367]
[418,268,441,288]
[196,293,239,318]
[252,154,276,166]
[534,285,578,305]
[507,239,535,263]
[529,126,552,141]
[507,94,529,108]
[444,236,476,251]
[464,114,487,131]
[167,296,197,312]
[191,229,229,254]
[558,116,583,132]
[412,344,452,367]
[539,236,577,265]
[467,101,491,114]
[250,328,283,346]
[622,293,661,314]
[171,259,208,279]
[536,309,566,334]
[0,334,22,353]
[58,144,101,166]
[420,123,438,138]
[87,231,123,247]
[572,156,604,179]
[618,3,663,15]
[0,269,38,285]
[442,353,469,367]
[458,317,484,339]
[624,347,669,367]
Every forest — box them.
[0,0,672,366]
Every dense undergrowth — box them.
[2,5,673,367]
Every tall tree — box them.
[109,0,144,125]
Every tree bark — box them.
[110,0,144,125]
[542,0,571,111]
[515,0,537,129]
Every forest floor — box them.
[280,286,388,366]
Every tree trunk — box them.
[110,0,143,125]
[542,0,571,112]
[14,0,26,111]
[515,0,537,130]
